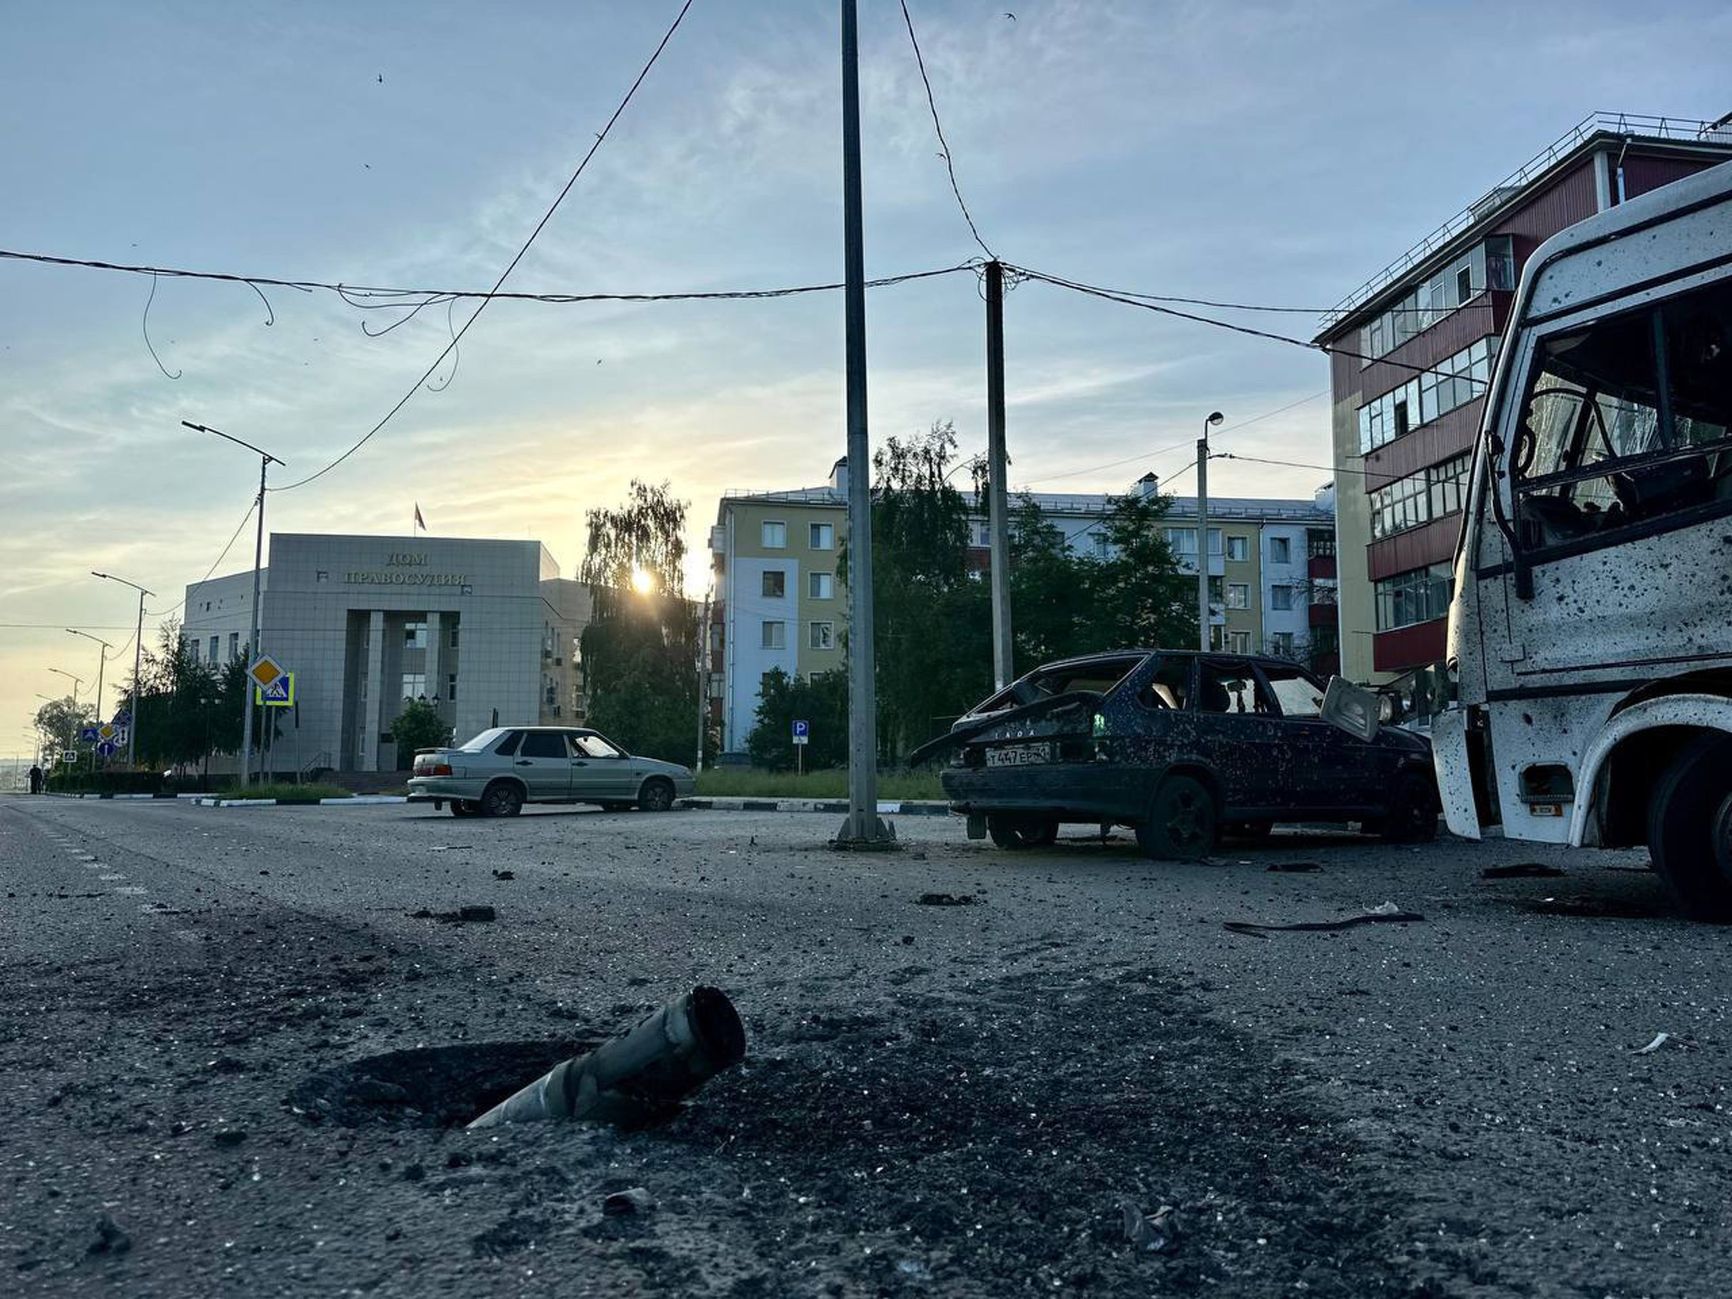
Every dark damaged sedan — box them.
[913,650,1439,857]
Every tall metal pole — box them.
[695,587,711,772]
[985,261,1013,690]
[128,591,144,766]
[1196,411,1223,652]
[242,456,267,786]
[838,0,886,846]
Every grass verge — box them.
[224,783,353,803]
[693,769,944,801]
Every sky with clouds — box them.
[3,0,1729,753]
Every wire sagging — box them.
[899,0,996,261]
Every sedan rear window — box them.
[457,727,508,754]
[520,732,568,759]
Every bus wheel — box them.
[1648,733,1732,922]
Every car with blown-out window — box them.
[408,726,694,817]
[911,650,1439,856]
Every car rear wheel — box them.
[1137,775,1216,860]
[1379,770,1440,843]
[1648,733,1732,922]
[987,815,1058,849]
[480,781,524,818]
[638,777,676,813]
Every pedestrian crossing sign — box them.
[254,671,295,707]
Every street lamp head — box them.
[1206,411,1225,427]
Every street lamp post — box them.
[66,629,113,722]
[47,668,84,704]
[91,573,154,767]
[1196,411,1224,652]
[183,421,285,787]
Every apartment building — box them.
[710,462,1337,754]
[1316,111,1732,693]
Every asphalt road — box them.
[1,794,1727,1297]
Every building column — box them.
[360,610,385,772]
[426,611,445,718]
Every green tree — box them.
[33,696,91,762]
[392,698,453,755]
[578,480,700,764]
[747,668,848,771]
[843,421,992,760]
[1078,491,1198,651]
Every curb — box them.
[680,797,951,817]
[187,795,410,809]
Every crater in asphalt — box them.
[289,1039,594,1129]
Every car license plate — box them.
[985,743,1049,767]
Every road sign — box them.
[113,709,131,727]
[792,719,809,746]
[60,750,76,764]
[111,726,129,747]
[97,741,117,758]
[254,671,295,707]
[247,655,287,691]
[97,723,117,742]
[79,725,99,743]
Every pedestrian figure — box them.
[28,763,44,794]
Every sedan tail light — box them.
[420,762,454,777]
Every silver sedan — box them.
[407,726,694,818]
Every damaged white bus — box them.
[1426,158,1732,917]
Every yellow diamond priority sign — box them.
[248,655,285,690]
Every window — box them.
[1356,337,1492,454]
[1137,656,1191,710]
[1207,576,1223,604]
[762,521,787,548]
[809,522,835,549]
[761,620,786,649]
[1226,534,1249,561]
[1227,630,1251,654]
[404,621,427,649]
[209,636,220,662]
[1269,536,1291,564]
[1356,243,1491,361]
[1270,584,1293,611]
[1369,454,1471,539]
[1514,278,1732,554]
[574,733,624,759]
[1092,533,1109,559]
[228,632,239,661]
[1269,631,1295,658]
[186,638,200,664]
[1226,582,1249,610]
[1163,527,1196,556]
[1260,662,1323,717]
[1197,659,1269,714]
[492,731,522,757]
[809,571,834,599]
[449,624,460,649]
[400,673,427,700]
[761,570,786,598]
[808,621,834,650]
[1375,563,1453,631]
[519,731,566,759]
[447,673,457,701]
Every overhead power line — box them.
[1008,263,1495,387]
[898,0,995,260]
[272,0,698,493]
[0,247,975,309]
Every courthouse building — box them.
[180,533,590,774]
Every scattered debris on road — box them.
[1265,861,1322,873]
[467,986,745,1129]
[87,1212,131,1257]
[1224,900,1424,937]
[491,869,515,880]
[602,1187,656,1217]
[1119,1198,1179,1254]
[917,892,977,906]
[1482,863,1567,879]
[1635,1032,1671,1055]
[409,905,496,924]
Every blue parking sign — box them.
[792,719,810,745]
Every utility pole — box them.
[695,586,711,772]
[92,574,153,766]
[836,0,890,848]
[1196,411,1223,652]
[184,421,285,787]
[985,261,1013,690]
[66,629,112,723]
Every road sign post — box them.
[792,719,809,777]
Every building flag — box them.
[414,503,426,533]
